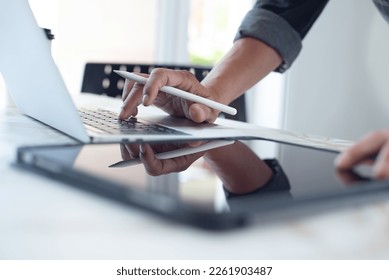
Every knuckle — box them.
[146,168,160,176]
[179,70,196,83]
[366,130,387,140]
[374,165,389,179]
[149,68,166,78]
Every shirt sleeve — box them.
[234,0,329,72]
[373,0,389,24]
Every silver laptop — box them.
[0,1,251,143]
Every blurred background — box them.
[1,0,388,142]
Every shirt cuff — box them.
[234,8,302,73]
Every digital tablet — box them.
[16,138,389,230]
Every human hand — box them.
[118,68,221,123]
[120,141,206,176]
[335,169,372,185]
[119,140,274,193]
[335,129,389,179]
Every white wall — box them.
[282,0,389,141]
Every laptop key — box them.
[78,108,188,135]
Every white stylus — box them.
[114,70,237,116]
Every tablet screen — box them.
[17,139,388,229]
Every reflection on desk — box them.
[1,95,389,259]
[17,137,389,231]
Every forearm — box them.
[201,37,282,105]
[204,141,273,194]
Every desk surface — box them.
[1,95,389,260]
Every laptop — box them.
[16,137,389,230]
[0,1,251,143]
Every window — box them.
[188,0,253,66]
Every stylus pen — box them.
[114,70,237,116]
[109,140,235,168]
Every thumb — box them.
[189,103,218,123]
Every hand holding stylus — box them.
[115,70,237,116]
[111,140,235,168]
[117,140,235,176]
[117,68,236,123]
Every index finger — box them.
[119,73,150,120]
[121,78,135,101]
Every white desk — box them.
[1,95,389,260]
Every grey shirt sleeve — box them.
[234,0,388,73]
[234,0,329,73]
[234,8,302,73]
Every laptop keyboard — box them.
[78,108,188,135]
